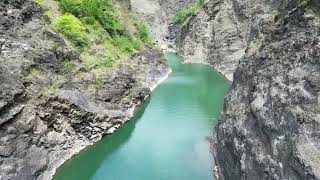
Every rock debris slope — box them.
[0,0,170,180]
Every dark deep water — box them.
[53,52,230,180]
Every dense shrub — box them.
[58,0,82,15]
[57,0,153,46]
[100,10,125,35]
[172,0,207,25]
[112,36,143,53]
[58,0,124,35]
[172,6,198,24]
[52,0,154,74]
[136,23,153,45]
[54,14,88,46]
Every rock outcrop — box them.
[0,0,170,180]
[175,0,320,178]
[130,0,196,49]
[212,0,320,179]
[177,0,279,81]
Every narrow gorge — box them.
[53,53,229,180]
[1,0,320,180]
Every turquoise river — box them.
[53,53,230,180]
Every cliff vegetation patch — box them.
[172,0,206,26]
[41,0,154,77]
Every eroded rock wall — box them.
[214,0,320,179]
[0,1,170,180]
[177,0,282,80]
[177,0,320,178]
[130,0,197,49]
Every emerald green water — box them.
[53,53,230,180]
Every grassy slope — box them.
[35,0,154,78]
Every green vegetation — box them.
[25,68,44,80]
[52,0,154,76]
[62,60,77,80]
[172,0,207,25]
[272,10,280,16]
[54,14,88,46]
[31,0,154,97]
[172,6,198,25]
[298,0,312,7]
[58,0,125,35]
[43,84,60,97]
[45,10,56,21]
[34,0,45,7]
[112,36,142,53]
[136,23,153,45]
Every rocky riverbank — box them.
[176,0,320,179]
[176,0,248,81]
[3,0,320,179]
[214,1,320,179]
[0,1,170,180]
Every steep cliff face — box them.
[177,0,280,80]
[130,0,196,49]
[177,0,320,178]
[213,1,320,179]
[0,1,170,180]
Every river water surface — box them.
[53,53,230,180]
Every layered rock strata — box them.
[0,1,170,179]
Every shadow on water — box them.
[53,99,151,180]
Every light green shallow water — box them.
[53,53,230,180]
